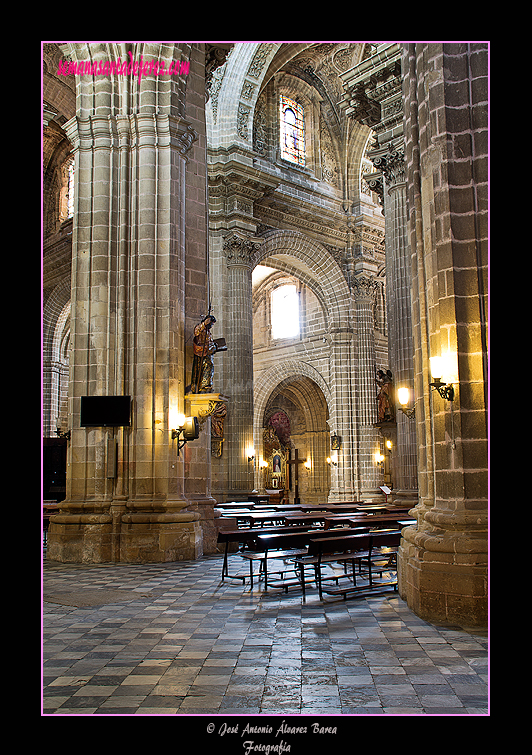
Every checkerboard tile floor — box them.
[42,554,488,716]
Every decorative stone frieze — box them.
[237,103,252,140]
[247,44,275,79]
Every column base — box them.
[47,502,203,564]
[397,527,488,629]
[182,494,220,555]
[391,488,418,509]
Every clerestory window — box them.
[271,284,300,340]
[280,95,305,166]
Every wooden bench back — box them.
[308,533,372,556]
[255,526,370,549]
[370,531,401,549]
[307,530,401,557]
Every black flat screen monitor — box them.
[80,396,131,427]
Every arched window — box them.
[271,284,300,340]
[66,159,75,218]
[280,95,305,166]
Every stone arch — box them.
[254,230,352,333]
[254,361,332,502]
[254,359,331,448]
[43,279,71,437]
[254,258,329,332]
[207,43,330,148]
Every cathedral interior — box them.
[42,43,488,714]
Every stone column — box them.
[47,44,206,562]
[220,231,259,498]
[352,274,384,500]
[371,142,418,507]
[339,43,418,508]
[327,330,357,501]
[398,42,488,628]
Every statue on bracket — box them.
[376,369,395,422]
[190,314,226,394]
[186,313,228,457]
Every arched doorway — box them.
[255,373,330,505]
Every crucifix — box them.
[287,448,305,504]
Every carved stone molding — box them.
[205,44,233,100]
[363,171,384,204]
[237,103,252,140]
[185,392,228,457]
[247,44,275,79]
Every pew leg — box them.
[351,559,357,586]
[299,563,306,602]
[221,548,227,580]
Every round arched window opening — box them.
[271,283,300,340]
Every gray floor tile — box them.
[42,553,488,717]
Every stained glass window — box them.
[280,95,305,166]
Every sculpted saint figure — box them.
[191,315,220,393]
[376,369,395,422]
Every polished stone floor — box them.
[42,553,488,717]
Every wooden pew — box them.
[216,524,313,582]
[216,519,407,594]
[296,530,402,600]
[248,527,372,592]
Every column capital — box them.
[352,274,379,303]
[368,142,405,187]
[222,231,262,268]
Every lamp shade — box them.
[397,387,410,406]
[182,416,199,441]
[429,356,443,380]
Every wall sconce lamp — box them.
[429,357,455,401]
[385,439,393,452]
[259,459,268,469]
[397,387,415,418]
[304,458,312,473]
[248,454,255,463]
[326,452,338,467]
[171,415,199,455]
[374,450,385,467]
